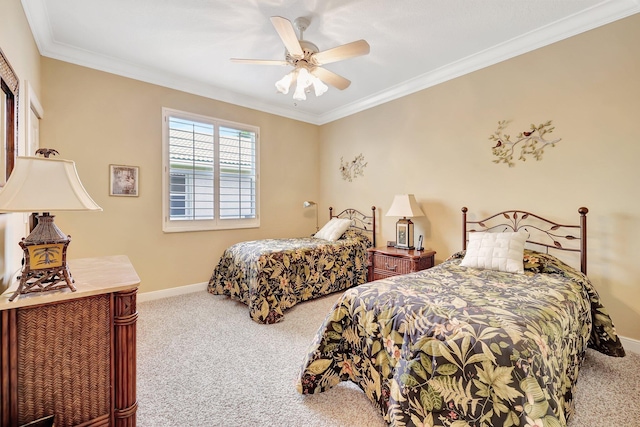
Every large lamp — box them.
[303,200,319,232]
[0,151,102,301]
[386,194,424,249]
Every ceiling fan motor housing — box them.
[286,40,319,66]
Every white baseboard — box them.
[137,283,640,355]
[620,336,640,355]
[138,281,208,303]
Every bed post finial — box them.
[371,206,377,247]
[329,206,333,220]
[462,207,468,250]
[579,207,588,275]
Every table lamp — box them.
[0,150,102,301]
[386,194,424,249]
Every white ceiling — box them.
[21,0,639,125]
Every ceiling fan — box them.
[231,16,370,101]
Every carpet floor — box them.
[137,291,640,426]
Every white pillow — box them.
[460,231,528,274]
[314,218,352,241]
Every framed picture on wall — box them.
[109,164,139,197]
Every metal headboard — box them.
[462,207,588,274]
[330,206,377,247]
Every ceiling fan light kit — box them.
[231,16,369,101]
[276,67,329,101]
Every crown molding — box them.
[316,0,640,124]
[22,0,640,126]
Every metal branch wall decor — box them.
[340,154,367,182]
[489,120,561,167]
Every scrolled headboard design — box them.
[462,207,588,274]
[330,206,376,247]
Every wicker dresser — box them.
[367,247,436,281]
[0,255,140,427]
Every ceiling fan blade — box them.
[312,39,370,65]
[231,58,289,66]
[311,67,351,90]
[270,16,304,59]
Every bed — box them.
[207,206,376,324]
[296,207,625,427]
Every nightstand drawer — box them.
[367,247,436,282]
[373,254,411,274]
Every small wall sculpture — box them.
[340,154,367,182]
[489,120,561,167]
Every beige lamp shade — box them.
[0,157,102,212]
[386,194,424,218]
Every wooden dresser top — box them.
[0,255,140,310]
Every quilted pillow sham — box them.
[460,230,528,274]
[314,218,352,241]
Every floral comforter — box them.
[207,230,371,324]
[297,250,624,427]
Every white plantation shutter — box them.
[219,126,256,220]
[162,108,259,232]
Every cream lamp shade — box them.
[0,155,102,302]
[0,157,102,212]
[386,194,424,249]
[386,194,424,218]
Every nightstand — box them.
[367,247,436,281]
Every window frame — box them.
[162,107,260,232]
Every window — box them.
[162,108,259,232]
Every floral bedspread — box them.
[207,230,371,324]
[297,250,624,427]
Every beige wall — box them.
[318,14,640,340]
[2,0,639,341]
[41,59,320,295]
[0,0,42,289]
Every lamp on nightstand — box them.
[386,194,424,249]
[0,150,102,301]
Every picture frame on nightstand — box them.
[396,222,409,248]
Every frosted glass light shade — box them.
[311,76,328,97]
[0,157,102,212]
[278,67,329,101]
[275,71,294,94]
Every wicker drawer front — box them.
[367,248,436,282]
[17,294,111,427]
[416,255,434,271]
[372,269,399,281]
[373,254,412,275]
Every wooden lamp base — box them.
[9,214,75,302]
